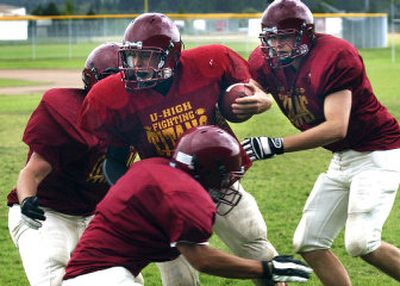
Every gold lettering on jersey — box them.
[126,148,137,167]
[87,154,107,184]
[150,112,158,122]
[145,101,209,157]
[278,87,315,129]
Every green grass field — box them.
[0,79,45,87]
[0,39,399,285]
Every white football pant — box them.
[8,206,93,286]
[157,182,278,286]
[61,267,144,286]
[293,149,400,256]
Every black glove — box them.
[20,196,46,230]
[241,137,284,161]
[262,255,312,283]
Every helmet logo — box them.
[122,41,143,50]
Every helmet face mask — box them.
[172,126,246,216]
[208,183,243,216]
[260,23,311,68]
[260,0,315,69]
[119,41,174,89]
[120,13,182,91]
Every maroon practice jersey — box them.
[7,88,111,215]
[249,33,400,152]
[80,44,252,161]
[64,157,215,279]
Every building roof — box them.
[0,4,25,16]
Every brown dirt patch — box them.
[0,69,82,95]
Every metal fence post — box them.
[31,20,36,60]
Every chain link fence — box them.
[0,13,389,60]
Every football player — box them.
[79,12,281,286]
[62,126,312,286]
[7,42,138,286]
[242,0,400,285]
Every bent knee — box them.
[345,240,367,257]
[345,238,380,257]
[293,224,332,253]
[292,235,322,253]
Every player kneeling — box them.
[62,126,311,285]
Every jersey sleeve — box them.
[23,101,73,170]
[79,74,130,146]
[170,190,215,245]
[248,46,273,93]
[162,190,215,246]
[221,46,251,90]
[319,47,364,97]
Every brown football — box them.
[219,83,254,123]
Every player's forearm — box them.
[177,243,263,279]
[196,252,263,279]
[17,168,42,203]
[16,153,52,203]
[283,119,347,152]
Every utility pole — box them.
[391,0,396,63]
[144,0,148,13]
[364,0,370,12]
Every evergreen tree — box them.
[64,0,74,15]
[43,2,61,16]
[31,4,44,15]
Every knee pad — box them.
[292,219,317,253]
[214,189,278,262]
[345,216,381,257]
[292,213,335,253]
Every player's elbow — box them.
[333,127,347,141]
[329,120,348,141]
[189,257,212,273]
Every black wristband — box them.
[268,137,284,155]
[261,260,272,279]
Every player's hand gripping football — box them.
[241,137,284,161]
[20,196,46,229]
[262,255,312,283]
[232,81,273,118]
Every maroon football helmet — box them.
[119,13,182,90]
[82,42,121,90]
[172,126,245,215]
[259,0,315,68]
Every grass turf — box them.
[0,39,399,285]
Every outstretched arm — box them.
[177,242,311,282]
[177,242,263,279]
[283,89,351,152]
[242,89,352,160]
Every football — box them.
[218,83,254,123]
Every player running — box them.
[243,0,400,285]
[79,12,281,286]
